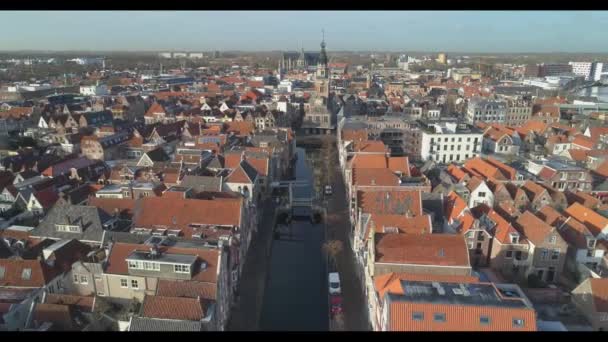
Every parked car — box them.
[331,295,343,315]
[329,272,341,295]
[324,185,333,196]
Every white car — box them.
[329,272,341,295]
[324,185,333,196]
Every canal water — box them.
[259,147,329,331]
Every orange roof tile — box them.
[388,157,410,176]
[142,296,205,321]
[571,135,594,150]
[514,211,555,245]
[566,149,589,162]
[156,280,216,301]
[536,205,565,226]
[358,190,422,217]
[370,214,432,235]
[351,154,389,169]
[389,301,536,331]
[589,278,608,312]
[352,140,388,153]
[132,197,242,236]
[353,168,399,186]
[446,164,468,183]
[375,233,470,267]
[564,202,608,237]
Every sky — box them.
[1,11,608,53]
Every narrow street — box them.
[324,143,370,331]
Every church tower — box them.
[315,30,330,99]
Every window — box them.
[21,268,31,280]
[128,260,141,269]
[513,319,524,328]
[143,262,160,271]
[433,313,446,322]
[478,192,486,198]
[549,235,556,244]
[506,250,513,259]
[131,279,139,289]
[412,312,424,321]
[80,275,88,284]
[174,264,190,273]
[480,316,491,325]
[120,278,128,288]
[541,249,549,260]
[552,249,560,260]
[477,233,485,241]
[55,224,80,233]
[73,274,79,283]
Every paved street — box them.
[323,147,370,331]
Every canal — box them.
[259,147,329,331]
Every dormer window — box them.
[510,233,519,244]
[587,238,597,249]
[383,226,399,234]
[174,264,190,274]
[55,224,81,233]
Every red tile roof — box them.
[564,202,608,237]
[244,156,269,177]
[589,278,608,312]
[352,140,387,153]
[142,295,205,321]
[351,154,389,169]
[375,233,470,267]
[370,214,432,235]
[0,259,57,287]
[145,102,167,118]
[132,197,242,236]
[514,211,555,245]
[358,190,422,217]
[388,157,410,176]
[156,280,217,301]
[571,135,594,150]
[353,168,399,186]
[388,301,536,331]
[446,164,468,183]
[536,205,565,226]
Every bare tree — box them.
[323,239,343,266]
[333,312,346,330]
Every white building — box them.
[420,121,484,163]
[466,97,507,124]
[569,62,593,80]
[80,84,108,96]
[590,62,608,82]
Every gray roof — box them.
[179,175,222,192]
[203,155,225,170]
[32,203,115,244]
[240,160,259,183]
[128,317,203,331]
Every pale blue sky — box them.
[1,11,607,52]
